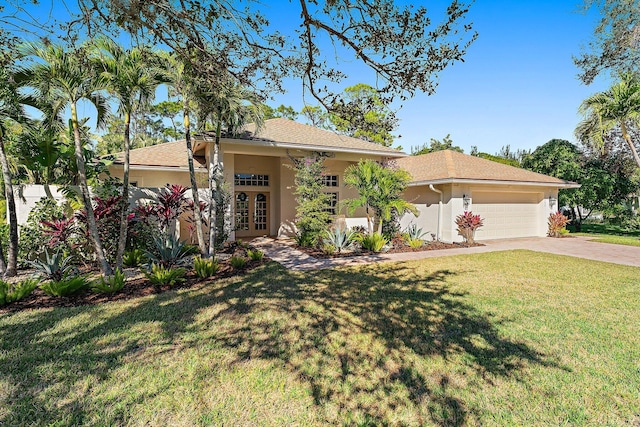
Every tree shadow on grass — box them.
[0,261,565,426]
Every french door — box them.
[235,191,269,237]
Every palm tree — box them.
[343,159,417,234]
[0,59,27,276]
[162,52,207,255]
[196,79,264,257]
[92,37,163,269]
[577,73,640,168]
[18,42,113,276]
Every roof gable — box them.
[113,140,206,169]
[396,150,579,187]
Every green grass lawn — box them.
[1,250,639,426]
[569,223,640,246]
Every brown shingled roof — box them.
[231,118,404,155]
[396,150,579,187]
[113,140,206,169]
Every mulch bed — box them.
[297,240,483,259]
[0,258,267,315]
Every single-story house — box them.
[106,118,579,242]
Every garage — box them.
[471,191,543,240]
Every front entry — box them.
[235,191,269,238]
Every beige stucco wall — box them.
[403,183,559,243]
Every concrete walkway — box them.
[250,236,640,271]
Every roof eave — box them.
[117,164,207,172]
[212,137,407,157]
[408,178,581,188]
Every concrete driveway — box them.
[251,236,640,271]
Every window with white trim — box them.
[234,173,269,187]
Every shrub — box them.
[548,212,570,237]
[357,232,388,252]
[145,234,192,268]
[144,264,186,287]
[19,198,70,265]
[321,243,336,255]
[456,211,484,245]
[229,256,247,270]
[246,249,264,261]
[295,231,319,248]
[92,269,126,294]
[41,275,90,297]
[0,278,39,305]
[193,256,219,278]
[28,249,78,282]
[323,227,356,253]
[406,237,424,248]
[123,249,146,267]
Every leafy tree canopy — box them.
[61,0,477,107]
[262,104,298,121]
[411,134,463,155]
[575,0,640,84]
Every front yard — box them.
[1,250,638,426]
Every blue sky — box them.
[8,0,610,155]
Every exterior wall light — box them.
[463,194,471,210]
[549,196,557,209]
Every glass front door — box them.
[235,192,269,237]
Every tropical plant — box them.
[18,197,69,264]
[92,268,126,293]
[0,278,38,305]
[547,212,570,238]
[322,227,356,253]
[193,255,219,278]
[145,234,192,268]
[246,249,264,261]
[154,184,189,233]
[356,232,388,252]
[18,42,113,276]
[405,237,424,249]
[343,159,418,235]
[144,264,186,287]
[91,37,164,270]
[404,223,429,241]
[196,77,264,257]
[161,51,207,255]
[576,73,640,168]
[455,211,484,245]
[123,248,146,267]
[40,275,90,297]
[229,256,247,270]
[28,249,78,282]
[321,243,336,256]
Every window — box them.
[322,175,339,187]
[324,192,339,215]
[234,173,269,187]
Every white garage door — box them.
[471,192,542,240]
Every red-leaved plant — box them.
[41,217,76,248]
[456,211,484,245]
[547,212,569,237]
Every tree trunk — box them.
[207,120,222,258]
[0,136,17,277]
[184,109,207,255]
[620,121,640,168]
[71,103,113,277]
[115,112,131,270]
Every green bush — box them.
[405,237,424,248]
[123,249,146,267]
[193,256,219,278]
[246,249,264,261]
[92,269,126,294]
[321,243,336,255]
[144,264,186,287]
[357,232,388,252]
[229,256,247,270]
[41,276,90,297]
[0,278,39,305]
[18,197,70,265]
